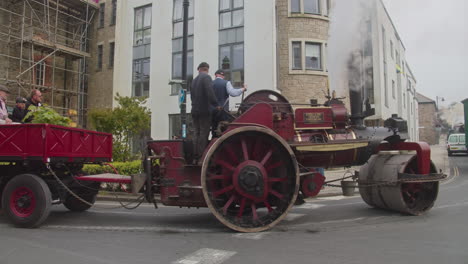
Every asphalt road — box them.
[1,154,467,264]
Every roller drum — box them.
[359,152,439,215]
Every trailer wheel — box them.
[201,126,300,232]
[63,188,97,212]
[1,174,52,228]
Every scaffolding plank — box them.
[23,35,90,58]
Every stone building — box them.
[416,93,438,145]
[87,0,117,113]
[113,0,332,139]
[0,0,98,126]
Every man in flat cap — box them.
[0,84,12,124]
[11,96,27,123]
[190,62,220,164]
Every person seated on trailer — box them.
[24,88,43,123]
[211,69,247,137]
[0,84,12,124]
[191,62,221,165]
[10,96,27,123]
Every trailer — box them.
[0,91,446,232]
[462,99,468,150]
[0,124,112,227]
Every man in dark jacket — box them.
[10,97,27,123]
[190,62,220,163]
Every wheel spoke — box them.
[214,159,236,172]
[207,173,230,181]
[266,161,283,172]
[222,195,236,215]
[260,149,273,166]
[268,177,287,183]
[269,189,284,200]
[237,198,247,218]
[251,203,259,221]
[264,201,273,212]
[241,139,249,161]
[213,185,234,198]
[224,145,240,166]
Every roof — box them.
[462,98,468,104]
[415,93,435,104]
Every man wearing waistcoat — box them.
[191,62,220,164]
[211,69,246,137]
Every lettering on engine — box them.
[303,112,324,124]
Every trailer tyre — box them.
[63,189,97,212]
[1,174,52,228]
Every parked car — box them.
[447,133,467,156]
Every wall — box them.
[418,102,437,145]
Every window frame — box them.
[218,0,245,88]
[289,39,327,74]
[289,0,327,17]
[109,42,115,68]
[98,3,105,28]
[170,0,195,95]
[110,0,117,26]
[97,44,103,71]
[132,58,151,97]
[133,5,152,47]
[35,61,46,86]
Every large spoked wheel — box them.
[201,126,299,232]
[1,174,52,228]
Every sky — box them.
[381,0,468,107]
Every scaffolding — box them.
[0,0,98,126]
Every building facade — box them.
[113,0,332,140]
[416,93,438,145]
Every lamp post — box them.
[180,0,189,138]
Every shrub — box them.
[82,160,142,176]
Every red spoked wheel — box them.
[201,126,299,232]
[1,174,52,228]
[10,187,36,218]
[401,159,438,214]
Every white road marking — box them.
[435,201,468,209]
[283,213,305,221]
[233,232,269,240]
[41,224,214,233]
[315,195,355,201]
[295,203,325,210]
[172,248,236,264]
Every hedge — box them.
[83,160,142,176]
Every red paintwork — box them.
[147,140,206,207]
[0,124,112,163]
[330,103,348,129]
[377,141,431,174]
[10,186,36,218]
[232,160,269,203]
[301,172,325,197]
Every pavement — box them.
[96,139,451,202]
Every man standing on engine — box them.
[190,62,220,164]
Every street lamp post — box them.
[180,0,189,138]
[436,96,445,110]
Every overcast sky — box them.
[381,0,468,106]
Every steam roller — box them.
[76,90,446,233]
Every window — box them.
[110,0,117,26]
[169,114,193,139]
[35,61,46,86]
[172,0,194,94]
[97,44,103,70]
[290,0,321,15]
[134,5,152,47]
[98,3,105,28]
[392,80,395,99]
[384,62,388,107]
[109,42,115,68]
[382,27,386,61]
[219,0,244,87]
[132,5,152,97]
[403,93,406,108]
[395,50,400,66]
[290,41,324,71]
[132,58,150,97]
